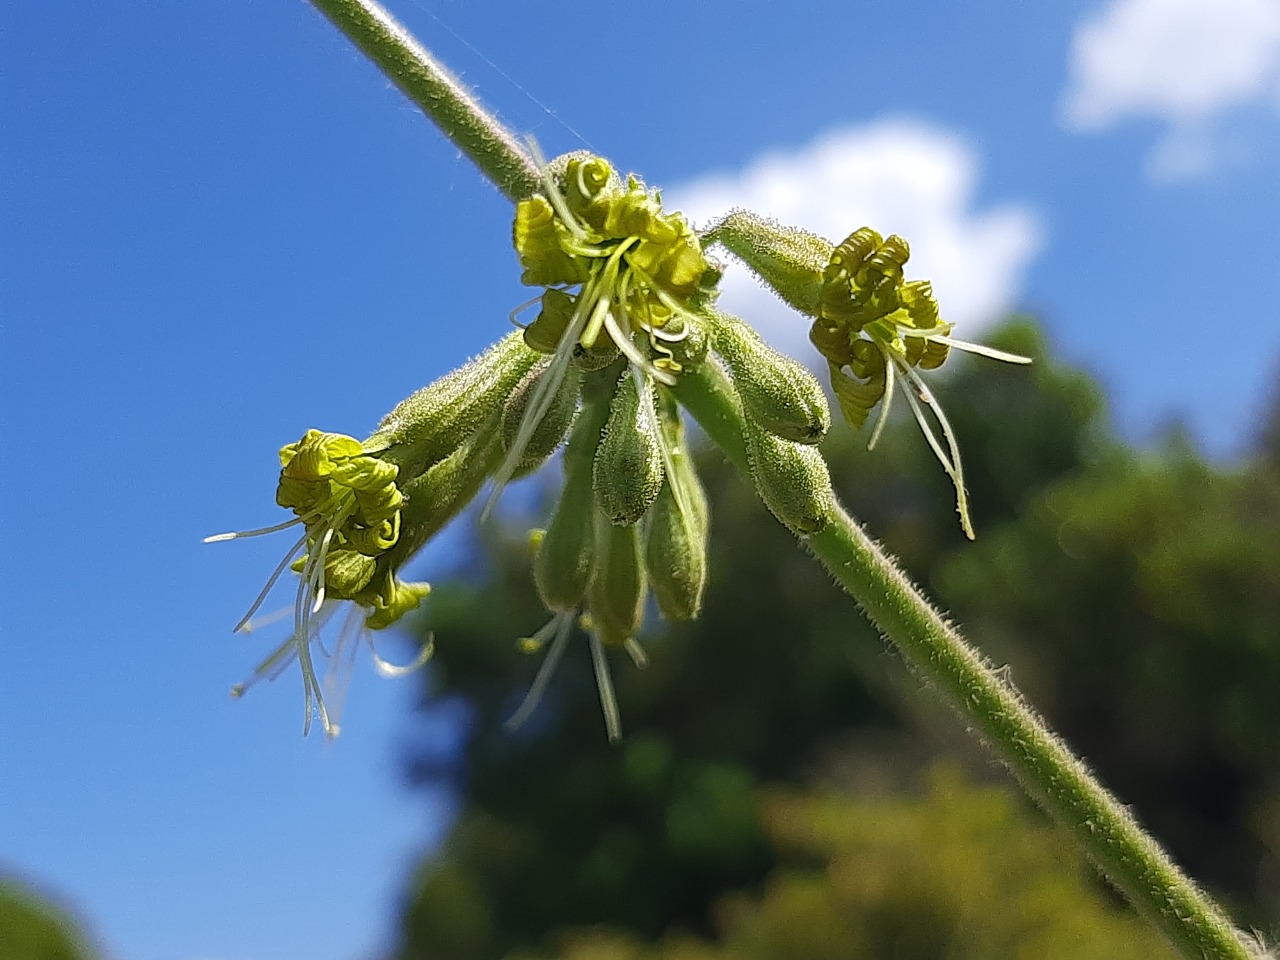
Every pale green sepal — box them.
[701,210,832,316]
[389,426,503,570]
[644,395,709,621]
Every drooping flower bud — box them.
[744,418,835,537]
[501,360,580,477]
[593,371,664,526]
[588,510,648,646]
[711,311,830,444]
[700,209,832,316]
[644,392,710,620]
[533,384,611,611]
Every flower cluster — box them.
[703,213,1030,539]
[212,152,1017,739]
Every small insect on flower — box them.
[206,429,433,737]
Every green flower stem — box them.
[307,0,540,202]
[672,360,1255,960]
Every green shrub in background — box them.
[553,768,1175,960]
[0,879,98,960]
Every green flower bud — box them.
[701,210,832,316]
[712,312,830,444]
[501,361,580,471]
[644,394,709,620]
[745,418,835,536]
[588,510,647,645]
[366,332,540,477]
[534,387,611,611]
[593,371,664,525]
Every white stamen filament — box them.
[483,289,592,520]
[866,350,896,452]
[895,356,975,540]
[926,334,1033,364]
[529,137,588,244]
[203,516,303,543]
[894,356,954,477]
[233,533,308,634]
[623,637,648,669]
[505,613,574,731]
[369,632,436,678]
[604,308,676,386]
[589,633,623,743]
[507,295,543,329]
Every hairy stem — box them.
[672,360,1256,960]
[307,0,540,202]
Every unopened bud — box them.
[534,390,610,611]
[745,419,834,536]
[593,372,664,525]
[701,210,832,316]
[644,396,709,620]
[588,510,647,645]
[501,361,580,473]
[713,313,830,444]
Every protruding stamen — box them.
[589,632,623,743]
[895,356,974,540]
[603,308,676,386]
[508,294,544,329]
[233,534,309,634]
[369,633,436,678]
[505,612,574,731]
[203,517,305,543]
[866,351,896,452]
[623,637,648,669]
[926,335,1033,364]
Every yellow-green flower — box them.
[512,153,715,385]
[206,429,431,736]
[812,228,1031,538]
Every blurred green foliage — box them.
[394,319,1280,959]
[553,768,1173,960]
[0,879,98,960]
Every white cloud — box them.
[665,119,1042,360]
[1060,0,1280,180]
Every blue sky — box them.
[3,1,1279,958]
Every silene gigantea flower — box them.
[812,227,1030,538]
[702,212,1031,539]
[205,429,432,737]
[207,334,541,737]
